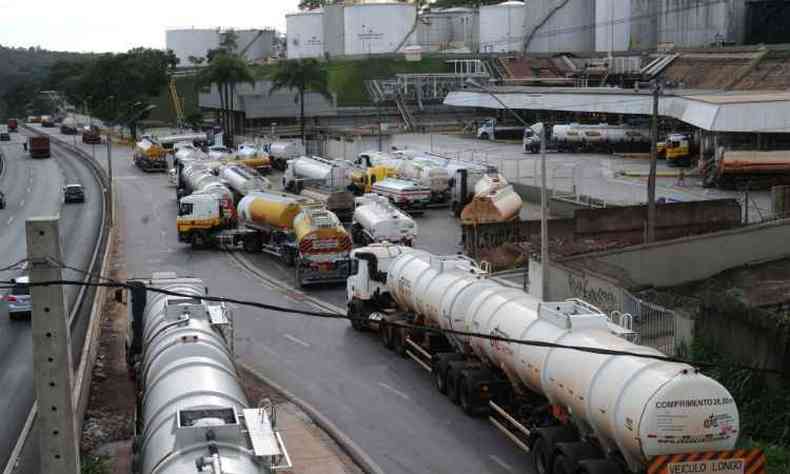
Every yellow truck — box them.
[177,190,351,286]
[349,165,398,195]
[665,133,692,167]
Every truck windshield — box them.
[178,202,193,216]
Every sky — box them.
[0,0,297,53]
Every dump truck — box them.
[703,148,790,190]
[134,138,168,171]
[347,244,765,474]
[460,174,523,224]
[283,155,351,193]
[351,194,417,246]
[177,191,351,286]
[7,119,18,132]
[299,186,355,222]
[267,141,305,171]
[28,136,51,158]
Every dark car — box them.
[64,184,85,203]
[0,132,9,141]
[0,190,5,209]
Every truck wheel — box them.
[458,374,476,415]
[577,459,624,474]
[433,360,449,394]
[348,301,367,331]
[447,365,462,404]
[283,252,295,266]
[380,323,394,349]
[191,232,207,250]
[243,235,261,253]
[479,133,489,140]
[392,326,407,358]
[531,426,579,474]
[552,443,602,474]
[295,266,305,289]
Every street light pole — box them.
[465,79,549,299]
[647,83,660,243]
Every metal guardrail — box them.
[3,126,112,474]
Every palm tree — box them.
[268,59,333,145]
[199,53,255,142]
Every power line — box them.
[0,275,783,376]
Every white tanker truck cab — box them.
[346,243,763,474]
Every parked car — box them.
[0,131,9,141]
[0,190,5,209]
[63,184,85,203]
[4,276,31,320]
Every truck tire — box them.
[391,326,407,358]
[348,300,367,331]
[577,459,624,474]
[380,322,394,349]
[458,370,491,416]
[295,266,305,289]
[432,353,463,395]
[447,364,464,404]
[243,235,262,253]
[552,442,602,474]
[531,426,579,474]
[283,251,295,267]
[479,133,490,140]
[191,232,207,250]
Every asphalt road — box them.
[30,127,535,474]
[0,129,103,472]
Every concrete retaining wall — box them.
[570,218,790,288]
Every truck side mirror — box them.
[114,289,126,304]
[350,260,359,276]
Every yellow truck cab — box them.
[665,133,691,167]
[350,165,397,195]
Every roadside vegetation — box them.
[680,338,790,472]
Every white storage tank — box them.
[166,28,275,66]
[479,1,526,53]
[447,7,479,51]
[344,3,417,56]
[287,10,325,59]
[658,0,744,48]
[524,0,595,53]
[418,10,454,52]
[595,0,632,52]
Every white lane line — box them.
[6,216,13,225]
[283,333,311,348]
[26,186,31,193]
[489,455,514,472]
[19,200,24,207]
[377,382,411,401]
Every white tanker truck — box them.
[283,155,352,192]
[347,244,763,474]
[524,122,651,154]
[125,273,291,474]
[351,194,417,246]
[267,141,306,170]
[220,163,272,202]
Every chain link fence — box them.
[621,290,678,355]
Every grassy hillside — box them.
[147,75,202,124]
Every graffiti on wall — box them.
[567,272,619,312]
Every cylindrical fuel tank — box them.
[136,276,262,474]
[269,141,305,159]
[220,164,271,195]
[384,251,740,467]
[293,206,352,255]
[353,194,417,244]
[397,159,450,193]
[288,156,351,188]
[237,191,307,229]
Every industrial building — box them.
[166,28,277,66]
[284,0,790,59]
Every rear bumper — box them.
[297,259,351,285]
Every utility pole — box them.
[647,83,660,243]
[26,217,80,474]
[106,134,113,224]
[540,123,549,301]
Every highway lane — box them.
[0,129,103,472]
[31,127,534,474]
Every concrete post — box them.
[26,217,80,473]
[647,84,660,243]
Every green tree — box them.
[198,52,254,141]
[268,59,333,145]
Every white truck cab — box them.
[347,244,411,315]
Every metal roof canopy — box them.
[443,87,790,133]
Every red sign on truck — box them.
[647,449,765,474]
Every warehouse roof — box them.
[444,87,790,133]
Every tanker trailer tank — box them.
[126,272,291,474]
[284,155,352,193]
[221,163,272,202]
[347,244,754,474]
[351,193,417,246]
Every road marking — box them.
[489,455,513,472]
[6,216,13,225]
[377,382,411,401]
[19,200,24,207]
[283,333,311,348]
